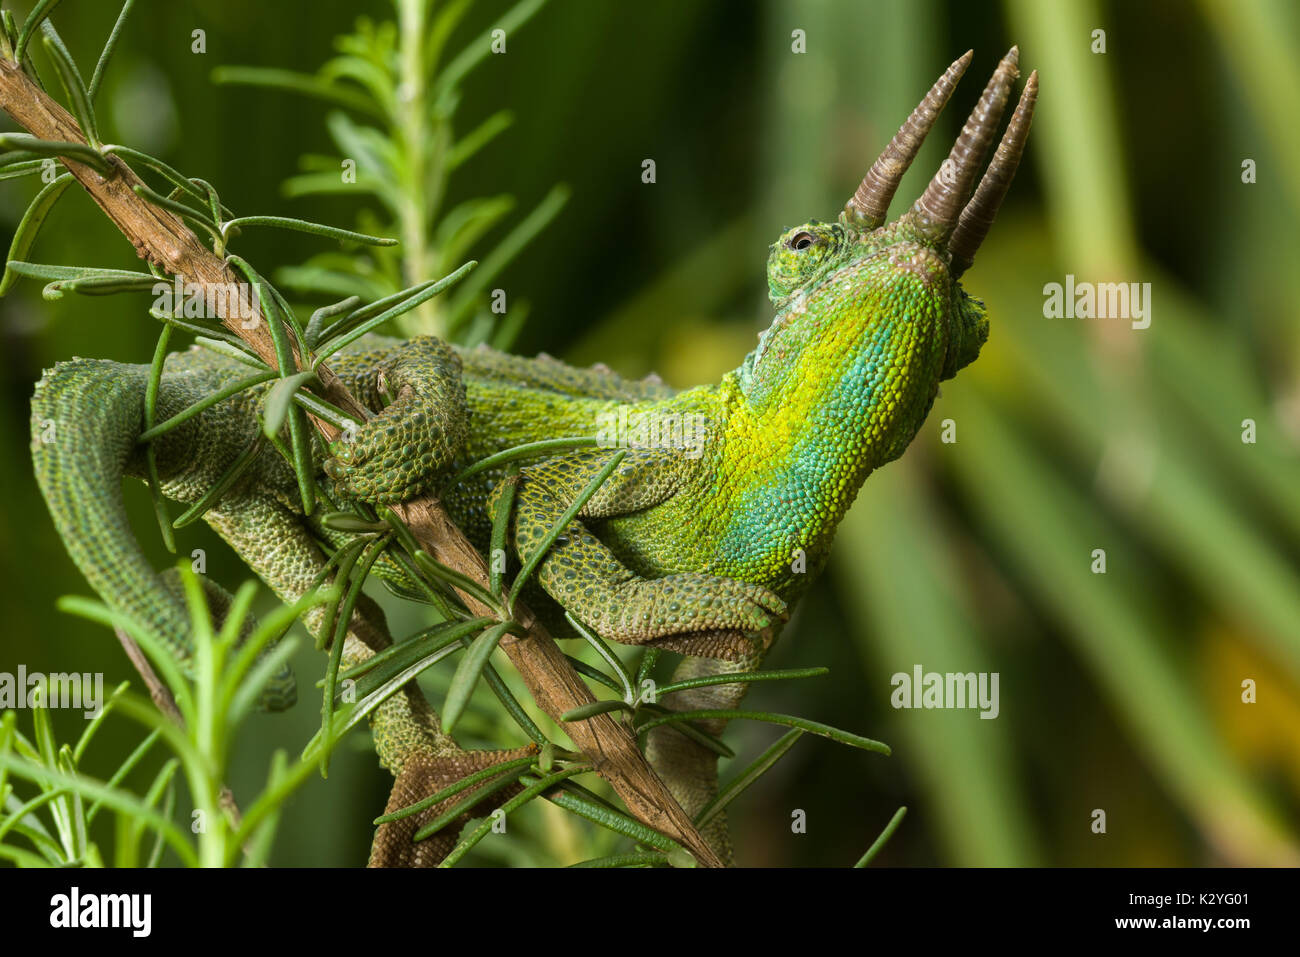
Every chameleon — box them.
[28,48,1035,865]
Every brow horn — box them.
[948,69,1038,278]
[908,46,1020,244]
[843,51,973,230]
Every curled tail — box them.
[30,358,295,709]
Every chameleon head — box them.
[745,48,1036,464]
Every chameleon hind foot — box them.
[324,336,468,503]
[368,745,536,867]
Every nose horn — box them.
[908,47,1021,245]
[843,51,973,230]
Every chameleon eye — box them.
[789,232,816,251]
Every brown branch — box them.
[114,626,245,840]
[0,58,721,867]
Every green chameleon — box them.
[29,49,1035,865]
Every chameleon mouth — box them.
[841,47,1038,279]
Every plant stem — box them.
[396,0,437,334]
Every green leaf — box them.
[546,787,686,855]
[424,0,472,76]
[227,636,302,731]
[409,765,532,841]
[410,548,501,614]
[339,618,491,688]
[432,0,547,100]
[275,264,393,302]
[222,215,397,248]
[262,370,320,438]
[304,295,362,350]
[280,169,390,205]
[314,260,476,361]
[42,274,162,298]
[142,325,176,553]
[563,655,623,693]
[210,66,385,118]
[71,681,128,765]
[54,597,195,731]
[0,134,108,173]
[0,159,47,180]
[654,667,829,698]
[634,702,734,759]
[564,612,634,704]
[171,434,263,528]
[324,111,395,186]
[133,183,221,242]
[85,729,161,823]
[433,194,514,271]
[101,144,228,213]
[634,710,891,756]
[560,699,633,722]
[443,621,514,734]
[320,537,389,775]
[695,729,804,829]
[139,370,277,443]
[0,754,197,867]
[446,185,568,332]
[635,648,660,687]
[89,0,136,102]
[241,751,287,868]
[41,22,98,145]
[318,53,396,117]
[447,110,513,171]
[439,767,585,867]
[854,806,908,867]
[225,254,299,377]
[0,173,73,297]
[444,436,597,491]
[6,262,153,283]
[318,512,388,534]
[14,0,63,62]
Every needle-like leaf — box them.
[0,173,73,296]
[443,621,515,734]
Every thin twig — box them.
[113,626,244,836]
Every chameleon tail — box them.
[29,358,296,710]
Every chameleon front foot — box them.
[571,573,788,660]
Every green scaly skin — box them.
[29,49,1032,864]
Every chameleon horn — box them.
[948,70,1038,278]
[843,50,973,230]
[908,46,1019,244]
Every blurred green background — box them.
[2,0,1298,866]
